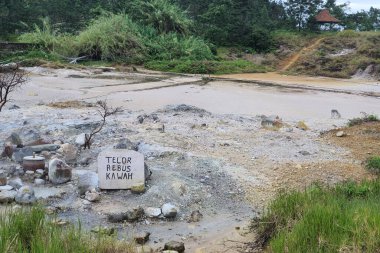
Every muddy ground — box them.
[0,67,380,252]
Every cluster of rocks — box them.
[107,203,179,223]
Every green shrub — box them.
[252,180,380,252]
[348,114,379,127]
[0,206,135,253]
[366,156,380,174]
[145,59,270,74]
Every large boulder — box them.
[164,241,185,253]
[12,147,33,163]
[48,158,72,184]
[15,186,36,204]
[77,171,98,195]
[5,133,23,147]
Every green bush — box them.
[0,206,135,253]
[252,180,380,252]
[348,114,379,127]
[145,59,270,74]
[366,156,380,174]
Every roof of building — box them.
[315,9,341,23]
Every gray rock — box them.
[134,231,151,245]
[114,138,138,151]
[0,170,7,186]
[107,207,144,223]
[15,186,37,204]
[145,207,162,218]
[0,185,13,191]
[12,147,33,163]
[8,177,23,189]
[57,144,77,163]
[77,171,98,195]
[28,144,60,153]
[75,133,87,146]
[9,104,20,110]
[79,156,92,166]
[5,133,23,147]
[164,241,185,253]
[85,191,100,202]
[34,179,45,185]
[161,203,178,218]
[0,190,17,203]
[48,158,72,184]
[162,104,209,115]
[261,115,283,128]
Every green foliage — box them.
[366,156,380,174]
[75,14,145,62]
[348,114,379,127]
[145,59,270,74]
[253,180,380,252]
[129,0,192,35]
[0,206,135,253]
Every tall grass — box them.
[0,206,135,253]
[252,180,380,252]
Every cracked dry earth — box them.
[0,67,379,252]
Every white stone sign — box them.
[98,149,145,190]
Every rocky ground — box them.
[0,67,379,252]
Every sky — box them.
[337,0,380,12]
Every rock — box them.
[336,131,346,137]
[5,133,23,147]
[187,210,203,223]
[57,144,77,163]
[136,246,154,253]
[161,203,178,218]
[79,156,92,166]
[24,138,53,146]
[171,182,186,196]
[48,158,72,184]
[331,109,341,119]
[299,151,311,156]
[75,133,87,146]
[164,241,185,253]
[12,147,33,163]
[40,151,52,160]
[114,138,138,151]
[162,251,179,253]
[296,121,309,131]
[0,170,7,186]
[137,115,145,124]
[0,190,17,203]
[28,144,60,153]
[162,104,209,115]
[0,185,13,191]
[134,231,151,244]
[34,179,45,185]
[107,207,144,223]
[36,169,44,175]
[1,144,13,158]
[8,177,23,189]
[77,171,98,195]
[261,115,283,128]
[145,163,152,181]
[85,191,100,202]
[145,207,162,218]
[15,186,37,204]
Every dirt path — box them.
[280,37,325,71]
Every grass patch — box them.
[0,206,136,252]
[145,59,270,74]
[366,156,380,174]
[252,180,380,252]
[348,114,379,127]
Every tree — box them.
[0,69,28,112]
[83,100,122,149]
[285,0,323,31]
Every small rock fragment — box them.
[15,185,37,204]
[336,131,345,137]
[164,241,185,253]
[161,203,178,218]
[187,210,203,223]
[0,170,7,186]
[145,207,162,218]
[134,231,151,245]
[85,191,100,202]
